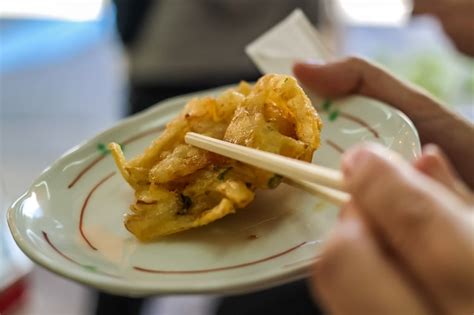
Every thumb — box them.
[293,59,366,98]
[293,57,432,122]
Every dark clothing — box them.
[93,291,146,315]
[128,74,259,114]
[216,280,323,315]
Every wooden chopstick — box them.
[185,132,349,204]
[185,132,344,191]
[284,178,350,206]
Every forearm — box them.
[407,91,474,189]
[360,68,474,189]
[418,115,474,189]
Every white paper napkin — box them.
[245,9,332,75]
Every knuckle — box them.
[344,56,368,68]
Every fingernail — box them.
[306,58,326,65]
[341,147,371,178]
[422,144,440,157]
[342,143,393,179]
[295,58,326,66]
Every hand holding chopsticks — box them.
[185,132,350,205]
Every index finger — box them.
[342,143,474,314]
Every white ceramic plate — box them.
[7,86,420,296]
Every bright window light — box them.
[0,0,106,21]
[335,0,412,26]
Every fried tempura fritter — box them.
[109,74,322,241]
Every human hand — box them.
[413,0,474,56]
[293,58,474,188]
[311,143,474,315]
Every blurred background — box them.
[0,0,472,314]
